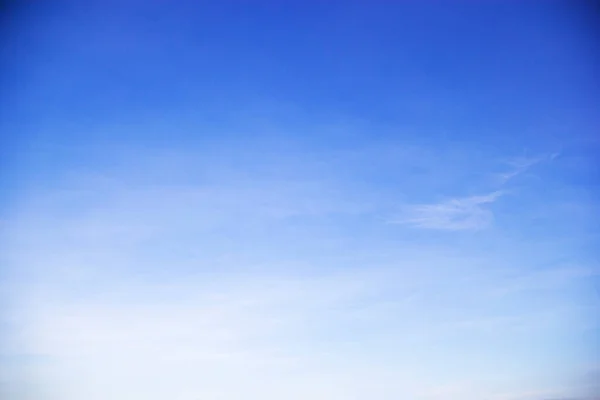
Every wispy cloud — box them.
[391,151,561,232]
[496,152,559,184]
[391,191,503,231]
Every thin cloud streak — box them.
[391,151,560,232]
[391,191,504,231]
[496,152,559,184]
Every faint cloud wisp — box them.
[496,152,559,184]
[391,191,504,231]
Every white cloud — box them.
[391,191,503,231]
[389,151,561,232]
[496,152,559,184]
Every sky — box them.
[1,1,599,399]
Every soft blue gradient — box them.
[2,2,599,400]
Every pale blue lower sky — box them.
[3,118,599,400]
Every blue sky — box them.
[1,1,599,399]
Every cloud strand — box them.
[391,191,503,231]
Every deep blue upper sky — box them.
[3,1,598,144]
[2,1,598,198]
